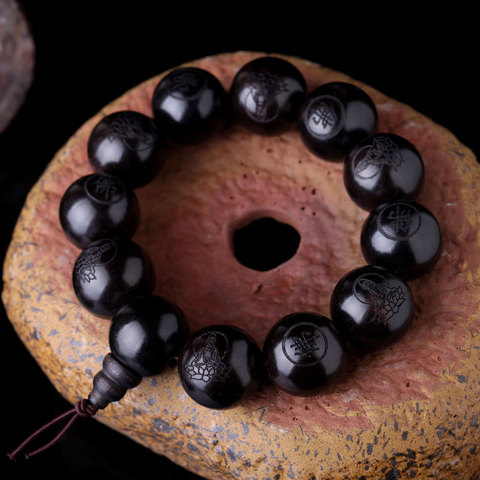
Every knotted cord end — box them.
[7,398,98,461]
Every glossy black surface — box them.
[229,56,307,135]
[361,199,442,279]
[151,67,229,144]
[59,173,140,249]
[110,295,190,377]
[178,325,262,409]
[344,133,425,211]
[263,312,348,396]
[72,238,155,318]
[330,265,414,351]
[88,110,164,188]
[298,81,377,161]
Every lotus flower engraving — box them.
[185,332,231,383]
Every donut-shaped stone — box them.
[3,51,480,479]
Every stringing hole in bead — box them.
[230,214,300,271]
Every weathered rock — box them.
[0,0,35,132]
[3,52,480,479]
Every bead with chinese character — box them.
[360,199,442,279]
[263,312,348,396]
[298,82,377,161]
[59,173,140,249]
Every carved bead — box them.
[263,312,349,396]
[88,353,142,409]
[88,110,165,188]
[330,265,415,351]
[230,56,307,135]
[178,325,262,409]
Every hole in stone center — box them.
[232,217,301,271]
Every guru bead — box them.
[109,295,190,377]
[298,81,377,161]
[263,312,349,396]
[344,133,425,211]
[72,237,155,318]
[59,173,140,249]
[151,67,229,144]
[88,353,142,409]
[87,110,164,188]
[178,325,262,409]
[360,199,442,280]
[330,265,414,351]
[229,56,307,135]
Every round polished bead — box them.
[59,173,140,249]
[151,67,229,144]
[178,325,262,409]
[298,81,377,161]
[229,56,307,135]
[263,312,348,396]
[344,133,425,211]
[88,110,164,188]
[330,265,414,351]
[72,237,155,318]
[110,295,190,377]
[361,199,442,279]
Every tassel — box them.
[7,399,98,461]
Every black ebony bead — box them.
[151,67,229,144]
[360,199,442,280]
[263,312,348,396]
[72,238,155,318]
[229,56,307,135]
[110,295,190,377]
[88,110,164,188]
[298,82,377,161]
[178,325,262,409]
[330,265,414,351]
[89,353,142,409]
[59,173,140,249]
[344,133,425,211]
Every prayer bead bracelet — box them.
[8,56,442,460]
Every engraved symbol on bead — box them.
[354,136,404,179]
[388,207,413,233]
[74,239,118,283]
[353,273,406,325]
[291,331,320,356]
[244,72,288,121]
[377,202,422,240]
[107,113,154,152]
[282,322,328,366]
[85,174,124,204]
[185,332,232,383]
[306,95,343,139]
[166,69,206,99]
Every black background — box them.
[1,3,477,479]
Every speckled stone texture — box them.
[3,52,480,479]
